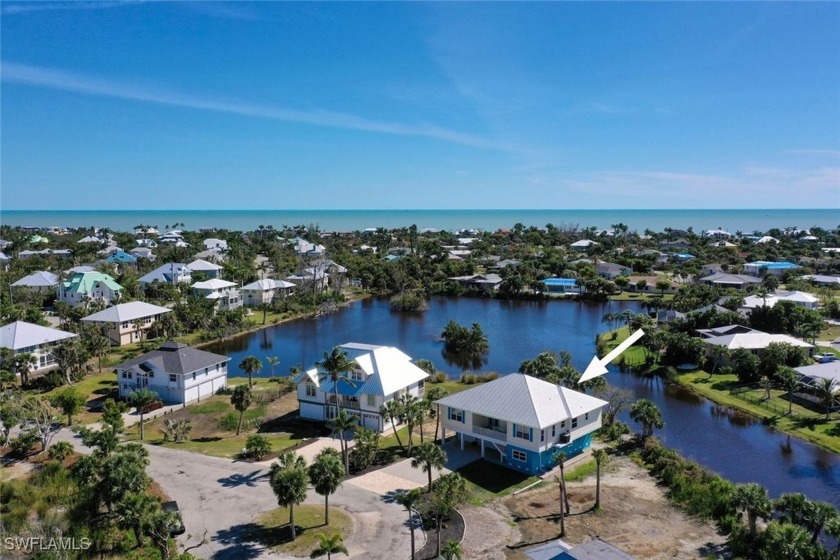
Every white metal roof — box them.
[187,258,223,271]
[303,343,429,397]
[192,278,237,290]
[0,320,77,350]
[436,374,607,429]
[241,278,297,291]
[11,271,60,287]
[81,301,171,323]
[703,332,812,350]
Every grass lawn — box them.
[599,327,647,368]
[564,459,597,482]
[457,460,541,505]
[250,504,353,557]
[123,389,323,458]
[610,293,674,302]
[678,371,840,454]
[42,371,119,425]
[820,324,840,341]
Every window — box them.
[561,421,566,429]
[192,373,196,380]
[514,424,531,441]
[351,370,363,381]
[122,372,127,379]
[552,425,556,437]
[205,367,209,374]
[512,449,527,462]
[169,374,176,382]
[306,383,317,397]
[584,412,589,421]
[540,429,545,442]
[148,371,154,378]
[572,417,578,429]
[448,408,464,423]
[367,394,376,407]
[127,372,132,379]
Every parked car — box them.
[162,501,185,535]
[814,352,838,363]
[141,400,163,414]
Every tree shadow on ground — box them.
[258,412,331,440]
[212,521,301,560]
[456,459,531,494]
[698,541,729,558]
[217,470,268,488]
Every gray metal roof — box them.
[526,539,637,560]
[81,301,171,323]
[436,374,606,429]
[115,341,229,374]
[0,320,77,350]
[12,271,59,287]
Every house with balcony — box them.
[295,343,429,432]
[241,278,296,306]
[57,271,124,308]
[0,320,78,373]
[191,279,242,310]
[435,374,607,475]
[81,301,172,346]
[115,341,229,404]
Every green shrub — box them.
[10,431,40,457]
[243,434,272,460]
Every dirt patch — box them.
[460,502,519,560]
[503,454,728,560]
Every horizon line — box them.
[2,208,838,212]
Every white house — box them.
[744,261,799,278]
[187,258,223,279]
[139,262,193,288]
[436,374,607,475]
[741,290,820,311]
[702,330,813,363]
[115,341,230,404]
[295,343,429,432]
[698,272,762,291]
[0,321,78,373]
[191,278,242,310]
[570,240,599,250]
[202,238,228,252]
[240,278,296,306]
[57,271,124,308]
[81,301,172,346]
[11,271,60,295]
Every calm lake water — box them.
[207,296,840,506]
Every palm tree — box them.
[317,347,361,419]
[308,448,344,525]
[231,384,252,436]
[763,522,812,560]
[380,399,405,451]
[777,367,799,415]
[410,441,447,493]
[629,399,665,437]
[424,385,449,443]
[733,483,772,539]
[815,377,838,420]
[394,488,423,559]
[89,335,111,372]
[802,500,837,544]
[239,355,262,388]
[13,353,35,386]
[327,410,357,475]
[593,448,608,510]
[552,451,571,516]
[265,356,280,379]
[440,540,463,560]
[655,279,671,297]
[131,317,145,344]
[269,451,308,541]
[400,394,424,453]
[130,388,159,441]
[310,533,348,559]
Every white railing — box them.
[473,425,507,441]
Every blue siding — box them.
[538,434,594,472]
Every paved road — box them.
[54,429,409,560]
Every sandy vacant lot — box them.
[498,453,729,560]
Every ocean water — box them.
[0,208,837,234]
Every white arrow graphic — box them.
[579,328,645,383]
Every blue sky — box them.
[1,1,838,210]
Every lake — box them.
[207,296,840,506]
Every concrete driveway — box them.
[54,430,407,560]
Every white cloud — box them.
[1,61,507,151]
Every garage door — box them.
[363,414,379,432]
